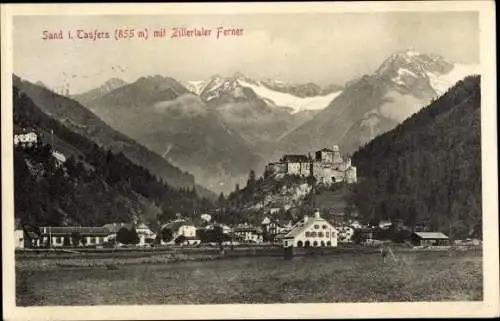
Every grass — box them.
[16,250,482,306]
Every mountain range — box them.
[275,50,479,157]
[59,49,478,194]
[13,85,213,228]
[351,75,481,238]
[13,75,216,201]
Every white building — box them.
[52,150,67,166]
[200,213,212,223]
[282,211,338,248]
[233,224,263,243]
[135,223,157,246]
[161,219,200,245]
[15,229,24,249]
[14,131,38,147]
[38,226,112,247]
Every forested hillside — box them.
[13,87,214,227]
[352,75,481,239]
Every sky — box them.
[13,12,479,94]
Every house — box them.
[349,220,362,229]
[14,128,38,147]
[232,224,263,243]
[355,228,374,245]
[135,223,157,245]
[261,217,271,227]
[52,150,67,166]
[378,220,392,229]
[411,232,450,247]
[269,219,293,236]
[204,222,232,235]
[337,225,355,243]
[161,219,200,245]
[15,219,25,249]
[37,226,112,247]
[200,213,212,223]
[282,211,338,248]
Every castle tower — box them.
[332,144,342,163]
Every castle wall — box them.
[269,147,357,184]
[333,151,343,164]
[300,162,311,177]
[286,162,301,175]
[267,162,286,176]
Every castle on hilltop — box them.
[266,145,357,184]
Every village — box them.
[16,206,482,252]
[13,129,480,253]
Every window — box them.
[305,232,310,237]
[297,241,303,247]
[318,232,324,237]
[321,241,325,247]
[322,225,327,229]
[284,241,289,247]
[314,225,319,229]
[311,232,317,237]
[327,241,332,246]
[313,241,318,247]
[326,232,330,237]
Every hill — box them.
[83,75,263,194]
[13,75,198,191]
[71,77,128,105]
[13,86,214,227]
[351,75,481,239]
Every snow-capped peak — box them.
[236,79,342,114]
[185,80,210,95]
[375,49,479,95]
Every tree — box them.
[116,227,139,245]
[161,228,174,243]
[71,231,82,247]
[175,235,187,245]
[128,227,140,244]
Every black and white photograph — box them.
[1,2,498,320]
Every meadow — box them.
[16,248,482,305]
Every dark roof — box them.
[39,226,111,236]
[281,154,310,163]
[318,148,334,152]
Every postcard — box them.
[1,1,498,320]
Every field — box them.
[16,249,482,305]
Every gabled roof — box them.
[284,218,315,238]
[414,232,449,239]
[284,216,336,239]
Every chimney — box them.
[314,211,320,219]
[303,215,309,223]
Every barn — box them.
[411,232,450,247]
